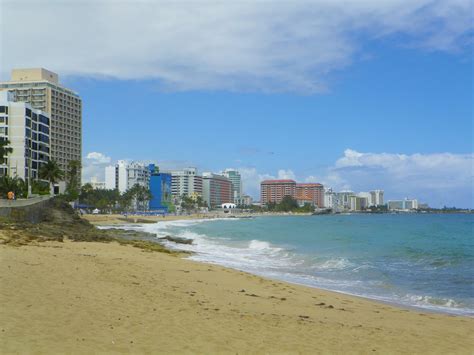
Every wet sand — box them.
[1,240,473,354]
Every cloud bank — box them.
[238,149,473,207]
[3,0,472,92]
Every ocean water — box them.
[118,214,474,315]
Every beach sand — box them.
[1,239,473,354]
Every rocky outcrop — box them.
[158,235,193,245]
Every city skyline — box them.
[2,1,472,208]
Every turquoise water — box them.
[137,214,473,315]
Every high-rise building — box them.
[350,195,369,211]
[0,91,50,181]
[295,183,324,207]
[335,191,354,210]
[148,164,172,211]
[324,188,339,210]
[370,190,384,206]
[387,199,418,210]
[0,68,82,179]
[105,160,150,194]
[260,179,297,205]
[169,167,203,199]
[222,169,242,203]
[236,194,253,206]
[202,172,233,207]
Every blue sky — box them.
[3,0,473,207]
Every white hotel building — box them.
[0,91,50,181]
[105,160,150,194]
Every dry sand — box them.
[1,240,473,354]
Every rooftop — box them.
[261,179,296,184]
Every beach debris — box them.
[315,302,326,306]
[158,235,193,244]
[245,293,259,297]
[238,289,246,292]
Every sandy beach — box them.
[1,237,473,354]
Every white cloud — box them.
[85,152,111,165]
[2,0,472,92]
[238,150,473,207]
[327,149,474,207]
[82,151,112,182]
[277,169,296,180]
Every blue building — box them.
[148,164,173,212]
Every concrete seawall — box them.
[0,196,53,223]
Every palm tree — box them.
[39,160,64,195]
[65,160,81,201]
[0,138,13,176]
[0,175,27,199]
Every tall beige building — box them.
[0,68,82,176]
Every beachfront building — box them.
[0,68,82,182]
[324,188,339,210]
[105,160,150,194]
[387,199,419,211]
[222,168,242,203]
[335,191,355,210]
[236,194,253,206]
[370,190,384,206]
[202,172,233,208]
[260,179,297,205]
[0,91,50,181]
[148,164,172,212]
[169,167,203,199]
[295,183,324,208]
[350,195,369,211]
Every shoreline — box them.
[1,238,473,353]
[90,214,473,317]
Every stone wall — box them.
[0,196,53,223]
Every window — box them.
[0,116,7,124]
[0,127,7,135]
[39,134,49,144]
[39,125,49,134]
[32,113,38,121]
[39,115,49,125]
[25,108,32,117]
[0,106,8,114]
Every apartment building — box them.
[0,68,82,178]
[0,91,50,181]
[387,199,418,211]
[105,160,150,194]
[370,190,384,206]
[222,168,242,203]
[295,183,324,208]
[260,179,297,205]
[350,195,369,211]
[169,168,203,199]
[202,172,233,208]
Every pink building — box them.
[260,180,296,204]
